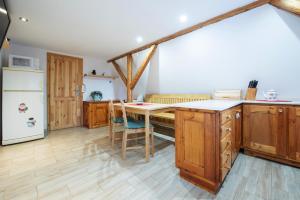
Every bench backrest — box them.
[145,94,211,104]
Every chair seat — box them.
[112,117,133,124]
[126,120,153,129]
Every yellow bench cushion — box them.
[151,113,175,120]
[145,94,211,104]
[146,94,211,122]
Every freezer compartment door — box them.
[3,69,44,91]
[2,92,44,141]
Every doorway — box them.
[47,53,83,130]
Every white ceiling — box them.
[7,0,256,59]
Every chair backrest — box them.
[109,100,116,121]
[120,100,128,127]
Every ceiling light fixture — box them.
[0,7,7,15]
[136,36,143,43]
[19,17,29,22]
[179,15,188,23]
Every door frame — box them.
[47,52,83,130]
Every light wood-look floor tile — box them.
[0,127,299,200]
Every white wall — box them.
[1,43,116,129]
[115,5,300,100]
[82,57,115,101]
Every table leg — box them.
[109,118,113,142]
[145,111,150,162]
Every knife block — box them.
[245,88,257,100]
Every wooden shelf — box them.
[83,74,118,80]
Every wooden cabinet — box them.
[219,106,241,180]
[175,105,241,193]
[243,105,288,157]
[176,109,218,192]
[175,103,300,194]
[83,101,109,129]
[231,106,242,164]
[288,107,300,162]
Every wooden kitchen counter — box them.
[174,100,300,194]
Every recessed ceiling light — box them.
[19,17,29,22]
[0,7,7,15]
[179,15,188,23]
[136,36,143,43]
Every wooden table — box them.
[114,103,174,161]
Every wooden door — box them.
[243,105,288,156]
[47,53,83,130]
[176,110,216,181]
[288,107,300,162]
[92,103,108,127]
[232,106,242,163]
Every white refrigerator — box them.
[2,67,44,145]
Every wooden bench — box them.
[144,94,211,139]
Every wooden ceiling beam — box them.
[112,60,127,85]
[127,55,133,102]
[107,0,271,63]
[270,0,300,16]
[130,45,157,90]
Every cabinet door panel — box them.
[93,104,108,126]
[176,110,216,181]
[288,107,300,161]
[243,105,287,156]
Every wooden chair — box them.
[120,100,155,159]
[108,100,124,149]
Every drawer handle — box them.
[226,128,232,132]
[224,141,231,151]
[278,109,283,113]
[226,115,231,120]
[224,166,231,170]
[225,153,231,164]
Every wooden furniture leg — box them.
[111,125,115,149]
[145,111,150,162]
[151,127,155,157]
[109,121,113,141]
[122,130,128,159]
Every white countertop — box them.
[173,99,300,111]
[243,100,300,106]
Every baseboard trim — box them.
[2,134,44,145]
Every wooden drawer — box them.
[220,147,231,181]
[221,121,232,139]
[221,133,231,153]
[221,167,229,182]
[221,146,231,168]
[221,109,233,125]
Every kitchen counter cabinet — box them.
[175,101,300,194]
[289,107,300,162]
[175,105,241,193]
[243,104,288,157]
[176,109,218,192]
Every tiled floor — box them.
[0,127,299,200]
